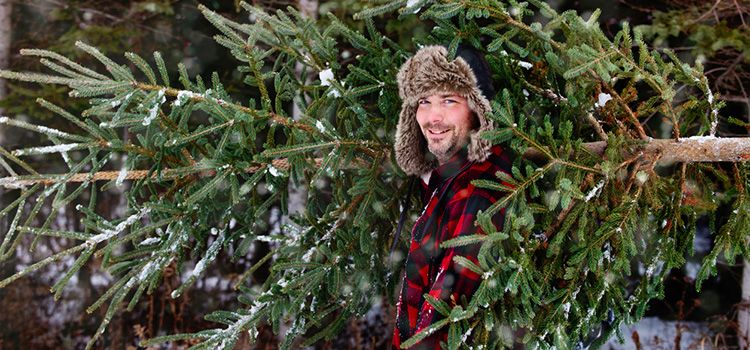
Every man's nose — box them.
[425,105,444,124]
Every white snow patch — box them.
[603,243,612,261]
[174,90,198,107]
[140,237,160,246]
[406,0,422,13]
[138,260,161,282]
[319,68,344,97]
[302,247,316,262]
[268,165,281,177]
[585,180,605,202]
[327,88,342,98]
[710,109,719,136]
[12,143,81,156]
[0,117,79,140]
[518,61,533,69]
[315,120,327,133]
[679,135,717,143]
[86,208,150,246]
[602,317,711,349]
[143,89,166,126]
[37,125,78,139]
[702,80,720,136]
[461,327,473,343]
[635,171,649,185]
[0,176,27,189]
[595,93,612,108]
[319,69,334,86]
[116,155,128,187]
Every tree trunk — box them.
[4,137,750,189]
[0,0,12,239]
[0,0,11,107]
[286,0,318,218]
[522,137,750,164]
[739,260,750,348]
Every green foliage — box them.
[638,8,750,59]
[0,1,748,350]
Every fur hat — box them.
[394,45,495,176]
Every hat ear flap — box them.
[395,103,435,175]
[466,92,494,163]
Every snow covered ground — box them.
[601,317,727,349]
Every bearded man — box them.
[391,45,512,349]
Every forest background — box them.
[0,0,749,349]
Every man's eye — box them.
[418,99,429,105]
[444,99,457,104]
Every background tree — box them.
[617,1,750,346]
[0,0,749,349]
[0,1,272,348]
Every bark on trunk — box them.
[0,0,11,105]
[740,259,750,348]
[286,0,318,218]
[0,0,11,238]
[523,137,750,164]
[3,137,750,188]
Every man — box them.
[392,45,512,349]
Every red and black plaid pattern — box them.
[392,145,512,349]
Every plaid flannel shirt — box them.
[392,144,512,349]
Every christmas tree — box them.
[1,1,749,349]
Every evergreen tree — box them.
[1,1,749,349]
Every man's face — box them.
[416,93,475,164]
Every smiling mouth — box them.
[428,129,450,135]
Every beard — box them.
[422,121,470,164]
[426,131,461,163]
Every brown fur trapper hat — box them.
[395,45,495,176]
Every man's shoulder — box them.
[457,144,513,184]
[448,145,513,203]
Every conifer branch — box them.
[1,2,749,348]
[523,137,750,163]
[599,81,650,140]
[3,137,748,188]
[134,82,315,133]
[585,112,608,141]
[455,0,563,51]
[0,158,325,188]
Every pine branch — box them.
[2,1,749,349]
[0,158,325,188]
[523,137,750,163]
[133,83,315,133]
[3,137,749,188]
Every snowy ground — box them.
[601,317,728,350]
